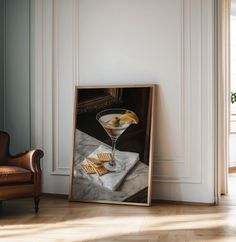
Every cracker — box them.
[86,158,108,176]
[94,165,108,176]
[86,157,103,167]
[82,157,109,176]
[81,163,96,174]
[97,153,112,162]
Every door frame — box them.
[215,0,231,204]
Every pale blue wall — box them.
[0,0,4,130]
[2,0,30,154]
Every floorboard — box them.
[0,174,236,242]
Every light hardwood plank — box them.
[1,175,236,242]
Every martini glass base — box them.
[104,160,123,172]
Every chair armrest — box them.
[8,149,44,173]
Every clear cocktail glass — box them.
[96,108,135,171]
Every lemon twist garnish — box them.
[119,112,139,124]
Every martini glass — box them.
[96,108,134,171]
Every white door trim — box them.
[214,0,231,203]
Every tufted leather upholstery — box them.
[0,166,31,184]
[0,131,44,213]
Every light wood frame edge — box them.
[68,86,79,200]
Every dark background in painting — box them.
[76,87,151,165]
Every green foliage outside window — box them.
[231,92,236,104]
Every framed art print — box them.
[69,85,156,206]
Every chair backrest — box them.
[0,131,10,165]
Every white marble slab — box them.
[71,129,149,202]
[79,145,139,191]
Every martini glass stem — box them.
[110,138,117,166]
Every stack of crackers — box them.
[81,153,112,176]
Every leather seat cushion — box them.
[0,166,31,184]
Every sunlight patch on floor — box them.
[0,212,234,242]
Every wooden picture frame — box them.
[69,84,156,206]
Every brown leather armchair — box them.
[0,131,44,213]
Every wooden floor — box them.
[1,175,236,242]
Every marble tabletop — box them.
[71,129,149,202]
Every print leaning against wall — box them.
[69,84,156,206]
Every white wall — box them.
[33,0,215,203]
[1,0,31,153]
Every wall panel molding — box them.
[153,0,194,181]
[152,0,214,202]
[155,0,185,166]
[153,0,211,186]
[31,0,76,194]
[41,0,78,176]
[31,0,215,200]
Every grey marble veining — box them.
[78,144,139,191]
[71,129,149,202]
